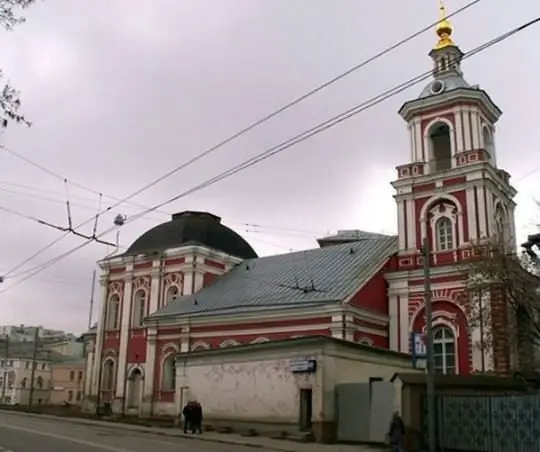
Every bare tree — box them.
[0,0,36,129]
[463,237,540,372]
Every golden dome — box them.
[434,1,455,50]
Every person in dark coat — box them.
[182,402,193,434]
[190,401,203,434]
[387,411,405,452]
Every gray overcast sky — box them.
[0,0,538,334]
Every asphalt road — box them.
[0,412,262,452]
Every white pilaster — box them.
[463,109,472,151]
[182,256,194,296]
[397,201,406,250]
[180,325,190,352]
[193,270,204,293]
[406,199,416,250]
[143,327,157,402]
[116,270,133,399]
[471,110,481,150]
[389,295,399,351]
[454,109,464,153]
[84,341,95,397]
[91,278,108,396]
[466,187,477,241]
[477,186,488,238]
[148,260,161,315]
[344,315,354,342]
[413,119,422,161]
[408,123,414,162]
[330,315,344,339]
[399,294,409,353]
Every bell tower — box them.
[386,2,517,375]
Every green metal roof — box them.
[149,233,397,320]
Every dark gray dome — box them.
[125,211,257,259]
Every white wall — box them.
[321,350,414,421]
[177,351,323,423]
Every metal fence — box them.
[423,393,540,451]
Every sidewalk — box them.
[0,410,384,452]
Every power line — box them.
[1,15,535,294]
[0,1,480,278]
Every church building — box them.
[82,3,519,417]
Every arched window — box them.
[107,295,121,330]
[250,337,269,344]
[164,286,179,306]
[429,123,452,171]
[482,127,494,156]
[132,290,146,327]
[102,359,115,391]
[433,326,456,374]
[436,217,454,251]
[21,377,27,389]
[36,376,44,390]
[161,356,176,391]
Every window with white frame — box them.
[131,290,146,327]
[107,294,121,330]
[161,356,175,391]
[436,217,454,250]
[433,326,456,374]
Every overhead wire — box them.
[0,1,481,278]
[1,14,537,294]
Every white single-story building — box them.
[172,335,417,443]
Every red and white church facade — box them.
[82,12,519,416]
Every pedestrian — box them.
[190,400,203,434]
[387,411,405,452]
[182,401,193,434]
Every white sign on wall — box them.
[412,332,427,358]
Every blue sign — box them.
[411,332,427,369]
[290,359,317,374]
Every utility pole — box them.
[478,286,486,372]
[1,334,8,403]
[422,237,436,452]
[28,327,39,409]
[88,269,97,331]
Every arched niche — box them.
[424,118,455,172]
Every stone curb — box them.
[0,410,300,451]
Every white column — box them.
[389,295,399,351]
[116,273,133,399]
[91,278,108,396]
